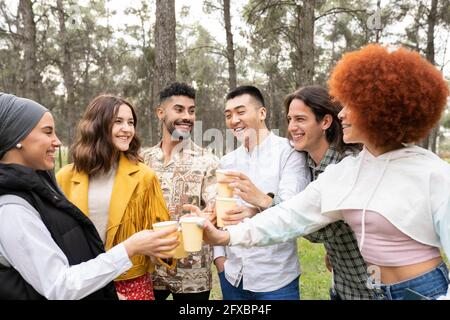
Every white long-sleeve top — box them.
[228,146,450,262]
[214,132,310,292]
[0,195,132,300]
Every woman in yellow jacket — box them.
[57,94,174,300]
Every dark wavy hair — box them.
[284,85,355,153]
[328,44,449,146]
[71,94,142,175]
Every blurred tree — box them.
[18,0,40,101]
[203,0,237,90]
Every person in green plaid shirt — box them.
[284,85,377,300]
[226,85,380,300]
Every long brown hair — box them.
[284,85,360,154]
[71,94,142,175]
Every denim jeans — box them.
[373,262,449,300]
[218,272,300,300]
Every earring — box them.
[16,143,22,149]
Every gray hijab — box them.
[0,93,49,159]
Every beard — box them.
[164,117,193,141]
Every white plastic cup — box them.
[215,197,238,228]
[173,230,188,259]
[152,221,178,256]
[216,169,234,197]
[179,216,205,252]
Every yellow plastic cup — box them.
[215,197,238,228]
[179,216,205,252]
[152,221,178,256]
[216,169,234,197]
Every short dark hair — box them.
[159,82,196,104]
[226,85,265,108]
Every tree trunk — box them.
[421,0,439,151]
[56,0,76,161]
[153,0,176,142]
[18,0,40,101]
[296,0,315,87]
[223,0,237,90]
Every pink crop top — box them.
[341,210,441,267]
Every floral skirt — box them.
[115,273,155,300]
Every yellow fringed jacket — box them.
[56,153,171,281]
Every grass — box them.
[209,238,331,300]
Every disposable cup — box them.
[152,221,178,256]
[215,197,238,228]
[173,230,189,259]
[216,169,234,197]
[179,216,205,252]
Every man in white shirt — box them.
[214,86,310,300]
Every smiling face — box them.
[338,105,366,144]
[157,95,196,141]
[111,104,135,152]
[17,112,61,170]
[287,98,331,153]
[224,94,267,143]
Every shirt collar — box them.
[242,131,274,156]
[156,139,198,163]
[308,145,343,177]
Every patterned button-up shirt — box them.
[142,140,219,294]
[303,145,381,300]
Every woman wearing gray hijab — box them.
[0,93,178,300]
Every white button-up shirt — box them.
[214,132,310,292]
[0,195,132,300]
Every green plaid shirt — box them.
[307,146,356,181]
[304,146,382,300]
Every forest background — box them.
[1,0,449,160]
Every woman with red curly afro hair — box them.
[193,44,450,300]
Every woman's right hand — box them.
[123,228,178,259]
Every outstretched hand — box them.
[123,228,179,259]
[182,204,230,246]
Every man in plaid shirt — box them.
[284,86,379,300]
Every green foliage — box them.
[298,238,332,300]
[443,113,450,130]
[1,0,449,148]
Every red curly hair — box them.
[328,44,449,146]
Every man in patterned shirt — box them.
[142,82,219,300]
